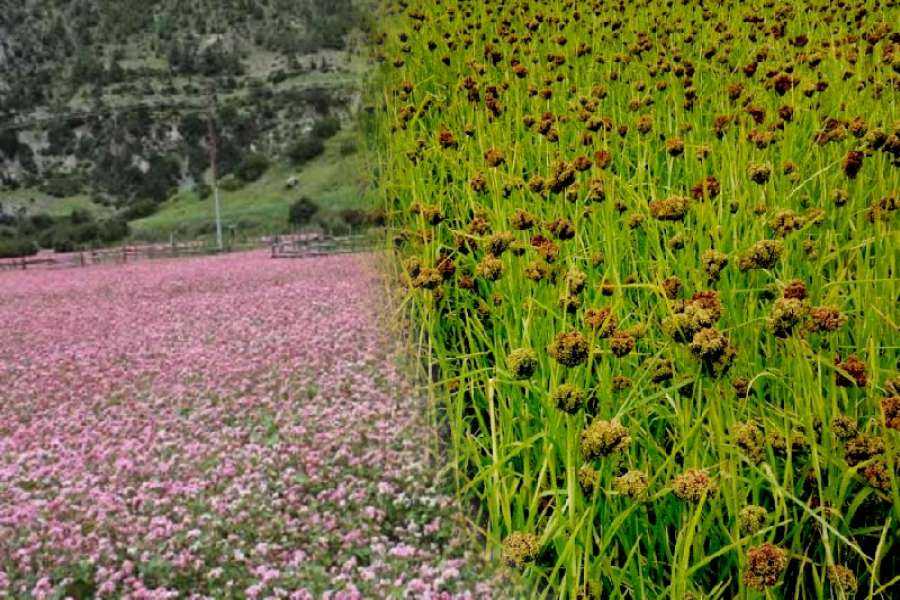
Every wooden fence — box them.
[0,234,377,272]
[0,243,233,272]
[270,233,375,259]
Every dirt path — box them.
[0,252,498,599]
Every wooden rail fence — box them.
[1,234,377,272]
[270,233,374,259]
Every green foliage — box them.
[287,136,325,165]
[311,117,342,141]
[235,152,271,183]
[41,175,85,199]
[0,237,38,259]
[218,174,245,192]
[288,197,319,227]
[122,199,160,221]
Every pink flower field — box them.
[0,252,496,599]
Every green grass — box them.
[368,0,899,598]
[131,129,370,241]
[0,190,111,218]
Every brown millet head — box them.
[733,420,765,463]
[665,137,685,156]
[524,259,550,282]
[690,175,721,200]
[532,235,560,263]
[886,375,900,397]
[782,279,808,300]
[767,297,809,338]
[486,231,515,257]
[842,150,864,178]
[882,396,900,430]
[609,331,636,358]
[807,306,847,333]
[404,257,423,279]
[507,348,539,380]
[738,505,768,535]
[612,375,632,391]
[547,217,576,240]
[484,147,505,167]
[862,460,893,491]
[649,358,675,383]
[502,532,540,568]
[649,195,690,221]
[476,255,505,281]
[510,208,536,230]
[438,128,458,149]
[690,291,723,321]
[548,161,577,194]
[690,327,729,361]
[835,354,867,388]
[548,331,590,367]
[732,377,751,398]
[565,267,588,294]
[584,307,617,337]
[613,469,649,501]
[831,415,859,440]
[581,418,631,459]
[470,171,487,192]
[738,239,784,271]
[558,293,581,314]
[578,465,601,493]
[743,543,788,590]
[662,276,682,299]
[747,162,772,184]
[672,468,716,502]
[701,249,729,281]
[435,254,456,280]
[828,565,858,595]
[769,209,804,237]
[843,433,885,467]
[413,267,443,290]
[552,383,586,414]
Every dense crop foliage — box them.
[369,0,899,597]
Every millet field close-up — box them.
[367,0,899,597]
[0,0,898,598]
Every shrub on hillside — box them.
[0,237,38,259]
[288,197,319,227]
[219,174,245,192]
[122,199,159,221]
[311,117,341,140]
[97,217,129,243]
[287,136,325,165]
[42,175,84,198]
[339,208,368,229]
[69,208,94,225]
[29,213,55,231]
[235,152,271,183]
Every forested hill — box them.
[0,0,366,220]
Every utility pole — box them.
[206,84,223,251]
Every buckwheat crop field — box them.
[369,0,899,597]
[0,253,499,598]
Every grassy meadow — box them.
[130,130,369,241]
[369,0,899,598]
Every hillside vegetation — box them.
[370,0,898,598]
[0,0,372,254]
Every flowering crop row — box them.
[0,252,495,598]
